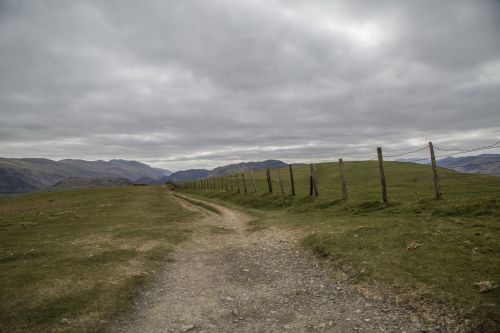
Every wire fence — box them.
[180,140,500,203]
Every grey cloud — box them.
[1,0,500,171]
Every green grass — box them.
[182,161,500,331]
[0,186,195,333]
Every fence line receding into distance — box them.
[180,140,500,202]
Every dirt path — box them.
[116,194,435,333]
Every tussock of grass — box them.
[0,187,194,333]
[182,161,500,331]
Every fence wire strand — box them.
[384,145,429,158]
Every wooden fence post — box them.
[289,164,296,196]
[225,176,228,192]
[309,164,313,196]
[250,171,258,192]
[377,147,388,202]
[339,158,348,203]
[309,164,319,196]
[429,141,442,199]
[278,170,285,196]
[235,174,240,193]
[312,164,319,197]
[241,173,248,194]
[266,168,273,193]
[212,177,216,190]
[230,175,234,192]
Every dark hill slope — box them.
[52,177,132,190]
[0,158,166,194]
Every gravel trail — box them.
[116,193,437,333]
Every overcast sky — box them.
[1,0,500,171]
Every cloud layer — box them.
[1,0,500,170]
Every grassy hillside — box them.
[189,160,500,203]
[0,186,194,333]
[182,161,500,331]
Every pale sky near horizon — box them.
[1,0,500,171]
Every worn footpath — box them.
[116,194,439,333]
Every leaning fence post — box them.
[377,147,388,202]
[241,173,248,194]
[339,158,348,203]
[429,141,442,199]
[278,170,285,196]
[250,171,258,192]
[266,168,273,193]
[289,164,296,196]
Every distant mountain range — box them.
[0,158,287,194]
[398,154,500,176]
[437,154,500,175]
[163,160,288,184]
[0,158,171,194]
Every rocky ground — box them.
[114,194,445,333]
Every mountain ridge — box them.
[0,158,170,194]
[437,154,500,175]
[163,160,288,184]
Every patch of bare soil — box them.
[115,194,448,333]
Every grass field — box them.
[183,161,500,331]
[0,186,194,333]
